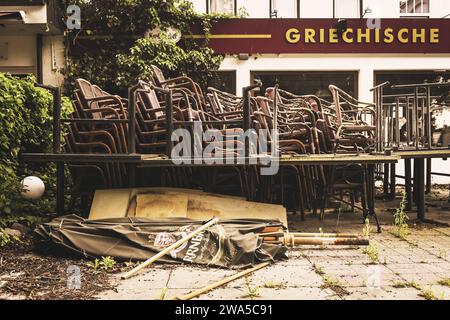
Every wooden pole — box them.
[172,262,271,301]
[122,218,219,279]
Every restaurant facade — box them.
[190,0,450,183]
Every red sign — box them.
[187,19,450,54]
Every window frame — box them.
[250,70,359,100]
[206,0,237,15]
[399,0,430,18]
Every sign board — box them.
[187,19,450,54]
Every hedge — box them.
[0,73,73,216]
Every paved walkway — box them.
[98,196,450,300]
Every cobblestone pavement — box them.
[98,192,450,300]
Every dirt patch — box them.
[0,239,121,300]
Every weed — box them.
[87,256,116,272]
[419,287,439,300]
[363,243,380,264]
[87,258,101,272]
[263,281,284,289]
[393,192,409,240]
[242,277,260,300]
[0,228,21,247]
[320,274,350,296]
[157,287,168,300]
[363,218,371,237]
[437,278,450,287]
[437,249,447,259]
[312,264,325,276]
[99,256,116,271]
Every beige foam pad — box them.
[186,194,288,227]
[89,189,132,220]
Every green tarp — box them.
[34,215,287,269]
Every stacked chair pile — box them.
[64,65,378,226]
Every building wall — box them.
[0,36,36,74]
[190,0,450,18]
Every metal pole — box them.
[405,158,412,211]
[415,158,426,220]
[35,83,64,215]
[383,163,389,196]
[166,90,174,157]
[426,158,432,194]
[127,86,137,154]
[390,162,396,199]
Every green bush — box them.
[63,0,227,95]
[0,73,73,216]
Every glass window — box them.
[208,70,236,95]
[375,71,450,96]
[400,0,430,15]
[252,71,358,100]
[209,0,235,14]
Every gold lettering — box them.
[286,28,300,43]
[305,29,316,43]
[430,28,440,43]
[398,28,409,43]
[342,28,354,43]
[412,28,426,43]
[357,29,371,43]
[329,29,338,43]
[320,29,325,43]
[384,28,394,43]
[374,28,380,43]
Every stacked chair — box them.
[62,66,379,227]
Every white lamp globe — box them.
[21,176,45,200]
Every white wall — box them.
[335,0,360,18]
[0,36,36,74]
[237,0,270,18]
[190,0,207,13]
[300,0,334,18]
[272,0,298,18]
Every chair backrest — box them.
[75,79,102,118]
[137,80,164,120]
[150,65,166,87]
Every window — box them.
[208,70,236,95]
[375,71,450,96]
[270,0,298,18]
[208,0,236,14]
[251,71,358,100]
[400,0,430,16]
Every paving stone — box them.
[246,264,323,288]
[344,286,423,300]
[167,268,235,289]
[254,287,337,300]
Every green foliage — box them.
[394,192,409,240]
[363,243,380,264]
[63,0,227,94]
[242,277,260,300]
[0,73,73,217]
[362,218,371,237]
[87,256,117,272]
[438,278,450,287]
